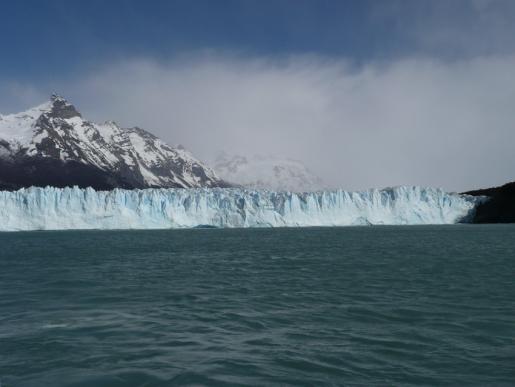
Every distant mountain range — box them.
[0,97,327,192]
[0,95,229,190]
[213,152,325,192]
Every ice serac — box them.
[0,186,479,231]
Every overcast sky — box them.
[1,0,515,191]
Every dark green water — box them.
[1,225,514,386]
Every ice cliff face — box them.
[0,186,478,231]
[0,95,228,190]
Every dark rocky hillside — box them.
[464,182,515,223]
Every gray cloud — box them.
[371,0,515,59]
[2,53,515,192]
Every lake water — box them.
[1,225,514,386]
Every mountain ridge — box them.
[213,152,325,192]
[0,95,229,190]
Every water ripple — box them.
[1,225,514,386]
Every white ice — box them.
[0,186,479,231]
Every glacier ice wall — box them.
[0,186,479,231]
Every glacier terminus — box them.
[0,186,480,231]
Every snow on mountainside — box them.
[213,153,325,192]
[0,95,228,190]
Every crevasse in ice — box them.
[0,186,479,231]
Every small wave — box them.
[41,323,69,329]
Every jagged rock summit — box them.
[0,95,229,190]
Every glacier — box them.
[0,186,480,231]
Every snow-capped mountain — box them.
[213,153,325,192]
[0,95,228,190]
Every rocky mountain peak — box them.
[0,95,229,190]
[48,94,82,119]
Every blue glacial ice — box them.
[0,186,479,231]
